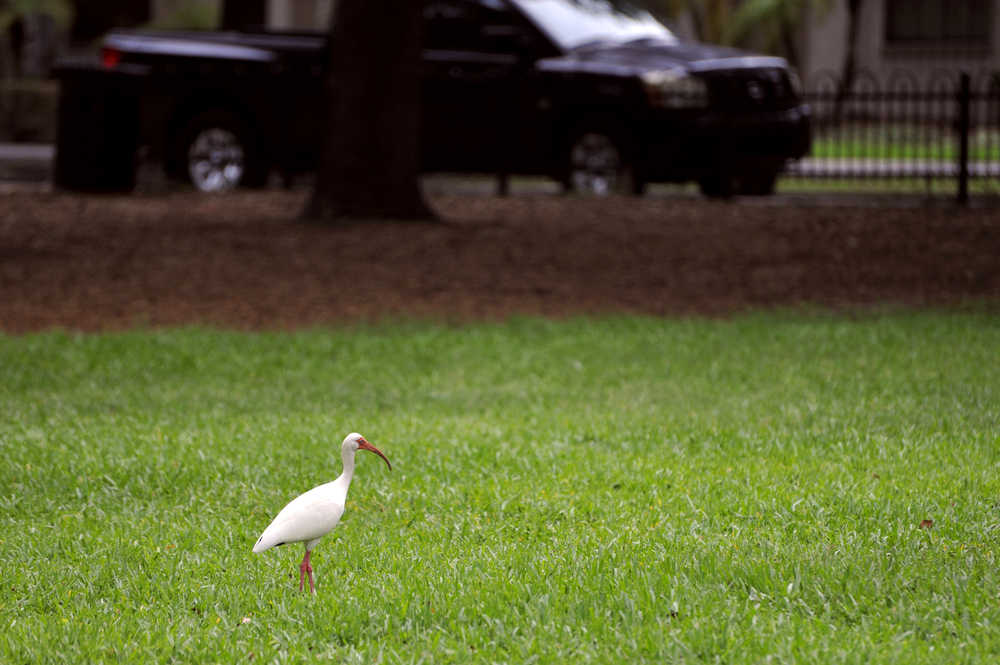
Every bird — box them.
[252,432,391,593]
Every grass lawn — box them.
[775,177,1000,197]
[809,128,1000,162]
[1,312,998,663]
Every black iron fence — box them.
[785,69,1000,202]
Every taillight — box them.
[101,47,122,68]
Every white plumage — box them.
[253,432,391,593]
[252,481,346,553]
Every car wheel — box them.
[177,111,265,192]
[566,131,638,196]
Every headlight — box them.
[640,70,708,109]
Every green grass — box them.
[775,176,1000,196]
[810,127,1000,162]
[1,312,998,663]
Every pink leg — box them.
[299,550,315,594]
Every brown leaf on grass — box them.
[919,519,934,529]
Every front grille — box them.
[703,68,798,112]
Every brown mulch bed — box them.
[1,190,998,332]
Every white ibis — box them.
[252,432,391,593]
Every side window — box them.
[424,0,537,54]
[884,0,990,46]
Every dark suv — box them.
[80,0,810,195]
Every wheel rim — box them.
[569,132,621,195]
[187,128,245,192]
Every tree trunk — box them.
[220,0,267,31]
[777,3,799,69]
[686,2,705,42]
[834,0,862,122]
[302,0,435,222]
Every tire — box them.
[174,110,266,192]
[565,129,641,196]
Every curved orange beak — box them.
[358,438,391,470]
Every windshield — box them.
[510,0,675,51]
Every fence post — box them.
[957,72,971,205]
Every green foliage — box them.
[726,0,831,44]
[0,0,73,31]
[143,0,220,31]
[1,312,998,663]
[649,0,832,64]
[648,0,735,44]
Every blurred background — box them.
[1,0,998,198]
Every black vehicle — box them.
[64,0,810,196]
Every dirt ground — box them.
[1,189,998,332]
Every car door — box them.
[421,0,549,174]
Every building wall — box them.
[801,0,1000,88]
